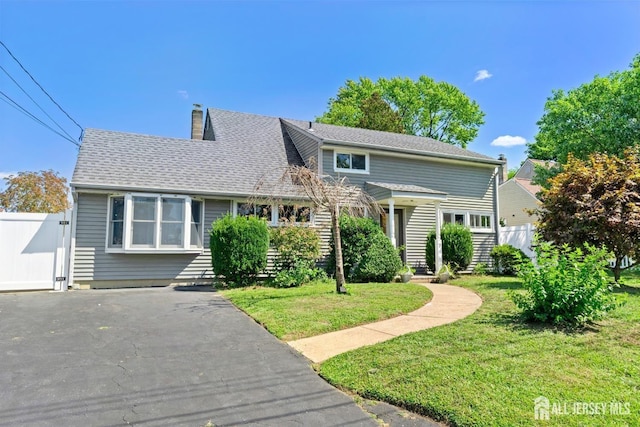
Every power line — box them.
[0,90,80,147]
[0,64,76,141]
[0,40,83,132]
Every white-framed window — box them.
[442,211,466,226]
[442,210,494,233]
[276,204,311,224]
[334,150,369,174]
[106,193,204,253]
[234,201,313,226]
[469,213,492,231]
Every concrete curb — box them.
[287,282,483,363]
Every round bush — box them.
[270,225,321,271]
[209,214,269,286]
[351,232,403,283]
[327,215,383,278]
[425,223,474,273]
[490,244,531,275]
[327,215,402,283]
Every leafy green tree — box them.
[536,149,640,281]
[357,92,404,133]
[318,76,485,148]
[0,170,70,213]
[528,53,640,164]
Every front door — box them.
[380,208,405,262]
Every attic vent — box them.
[308,121,314,132]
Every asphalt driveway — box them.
[0,286,376,427]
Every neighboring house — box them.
[498,158,554,226]
[69,107,504,289]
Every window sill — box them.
[470,229,494,234]
[105,248,205,255]
[334,168,370,175]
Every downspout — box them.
[66,190,79,290]
[493,168,500,245]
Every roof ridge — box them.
[83,127,196,144]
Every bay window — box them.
[107,194,204,253]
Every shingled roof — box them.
[281,117,500,165]
[72,108,500,196]
[72,111,304,197]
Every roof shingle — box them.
[72,108,501,196]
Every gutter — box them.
[69,183,310,201]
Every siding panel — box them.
[284,124,320,167]
[73,193,231,285]
[323,149,497,271]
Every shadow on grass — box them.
[478,279,522,291]
[614,284,640,295]
[478,310,601,336]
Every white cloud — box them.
[474,69,493,82]
[177,90,189,99]
[490,135,527,147]
[0,172,16,180]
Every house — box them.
[69,107,504,289]
[498,158,554,226]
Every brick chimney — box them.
[191,104,203,140]
[498,154,508,184]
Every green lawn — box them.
[219,280,432,341]
[319,275,640,427]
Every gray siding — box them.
[73,193,231,284]
[323,149,497,270]
[284,124,320,168]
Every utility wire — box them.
[0,64,76,141]
[0,90,80,147]
[0,40,83,132]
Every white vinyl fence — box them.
[499,223,634,269]
[498,223,536,259]
[0,210,71,292]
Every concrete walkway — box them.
[288,282,483,363]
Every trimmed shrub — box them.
[327,215,402,283]
[351,232,403,283]
[270,226,321,271]
[209,214,269,286]
[490,244,531,275]
[269,226,322,287]
[512,242,617,326]
[425,223,474,273]
[327,215,383,278]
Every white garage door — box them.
[0,211,71,292]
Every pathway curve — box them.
[287,282,483,363]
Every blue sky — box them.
[1,1,639,187]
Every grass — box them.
[318,274,640,427]
[219,279,432,341]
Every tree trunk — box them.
[614,257,622,283]
[331,204,347,294]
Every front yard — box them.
[319,275,640,426]
[220,280,433,341]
